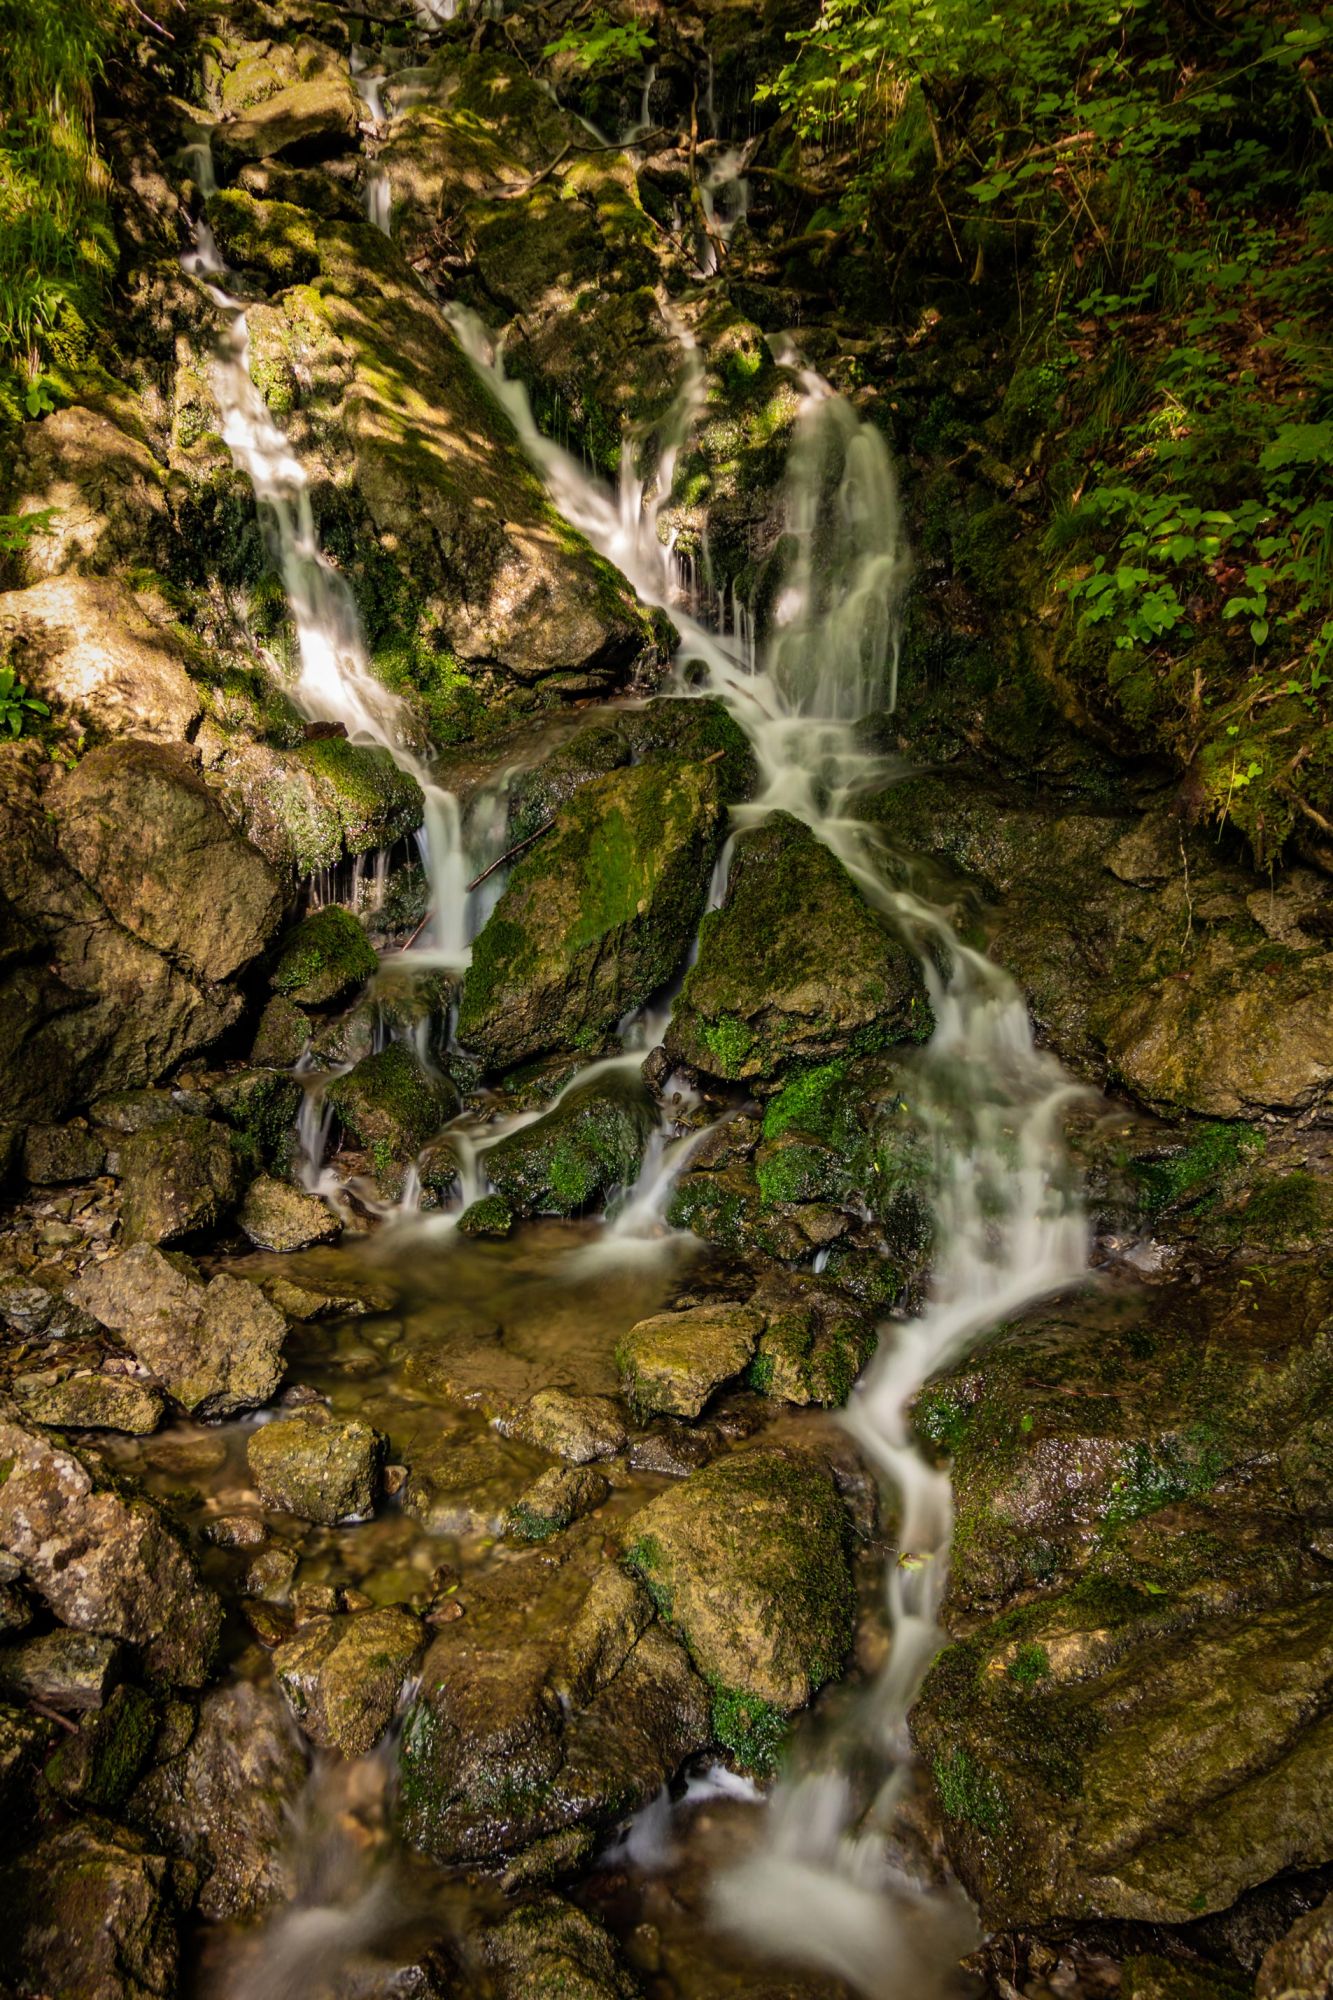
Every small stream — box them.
[174,44,1093,1998]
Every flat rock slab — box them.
[507,1389,627,1464]
[616,1301,763,1420]
[18,1370,165,1435]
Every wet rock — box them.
[417,1133,461,1208]
[23,1120,105,1184]
[252,994,311,1067]
[0,1418,220,1685]
[207,186,318,285]
[18,1369,165,1434]
[506,1466,609,1543]
[0,1263,98,1340]
[619,696,761,807]
[326,1043,456,1169]
[623,1446,854,1711]
[117,1113,241,1246]
[130,1680,306,1921]
[398,1555,709,1864]
[53,739,283,985]
[248,1410,385,1524]
[0,574,200,744]
[239,1174,341,1251]
[1257,1893,1333,2000]
[485,1073,657,1217]
[458,760,722,1070]
[0,1629,123,1711]
[480,1896,639,2000]
[665,812,932,1083]
[616,1301,763,1420]
[44,1682,158,1809]
[202,731,426,887]
[245,1544,298,1600]
[206,1067,304,1176]
[402,1433,541,1538]
[271,905,379,1008]
[555,1568,654,1708]
[214,73,363,167]
[508,1389,627,1465]
[74,1246,288,1418]
[458,1193,514,1238]
[0,1818,179,2000]
[274,1606,424,1756]
[0,1702,52,1847]
[749,1281,879,1409]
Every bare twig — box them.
[30,1702,79,1735]
[466,817,556,892]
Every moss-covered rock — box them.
[325,1042,456,1171]
[506,1390,627,1466]
[206,188,319,286]
[623,1446,854,1710]
[458,1193,514,1238]
[0,1819,180,2000]
[616,1301,763,1420]
[247,1410,385,1525]
[18,1370,165,1435]
[505,1466,609,1543]
[479,1896,639,2000]
[204,733,425,886]
[270,906,378,1007]
[213,74,363,169]
[665,812,932,1083]
[458,760,723,1070]
[118,1114,240,1247]
[483,1072,657,1217]
[274,1607,424,1756]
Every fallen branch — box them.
[30,1702,79,1735]
[490,129,670,200]
[466,817,556,892]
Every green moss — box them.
[271,906,378,1006]
[293,737,424,855]
[747,1352,776,1394]
[931,1747,1004,1835]
[1102,1427,1225,1531]
[326,1042,451,1159]
[709,1680,788,1774]
[207,189,319,286]
[1132,1121,1265,1216]
[761,1060,853,1143]
[1235,1169,1328,1246]
[1005,1641,1051,1688]
[700,1013,754,1072]
[457,1193,513,1238]
[623,1533,673,1619]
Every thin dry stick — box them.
[466,817,556,892]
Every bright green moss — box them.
[931,1748,1004,1835]
[709,1680,787,1774]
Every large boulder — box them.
[0,576,201,743]
[459,760,723,1070]
[73,1245,288,1418]
[665,812,932,1083]
[325,1042,456,1167]
[130,1681,307,1920]
[623,1446,854,1711]
[5,404,171,583]
[0,1819,179,2000]
[214,74,363,167]
[0,1417,221,1685]
[53,739,283,985]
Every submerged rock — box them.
[0,1418,220,1685]
[665,812,932,1083]
[616,1301,764,1420]
[623,1446,854,1711]
[507,1389,627,1465]
[274,1607,424,1756]
[130,1680,306,1922]
[248,1410,385,1524]
[458,760,722,1070]
[485,1073,657,1218]
[0,1819,179,2000]
[239,1174,341,1252]
[117,1114,240,1246]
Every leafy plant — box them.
[543,11,653,74]
[0,665,49,738]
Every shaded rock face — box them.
[274,1607,424,1756]
[872,775,1333,1118]
[6,404,171,584]
[908,1264,1333,1929]
[665,812,932,1083]
[130,1681,306,1921]
[0,1419,220,1686]
[624,1446,855,1711]
[0,1818,179,2000]
[459,760,723,1070]
[398,1551,709,1864]
[73,1244,288,1418]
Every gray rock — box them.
[117,1114,240,1246]
[248,1411,385,1524]
[274,1606,424,1756]
[19,1370,165,1435]
[0,1819,179,2000]
[239,1174,341,1252]
[0,1629,123,1711]
[0,1418,221,1686]
[0,1263,98,1340]
[616,1302,763,1421]
[23,1120,105,1184]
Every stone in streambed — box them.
[505,1466,609,1543]
[1257,1894,1333,2000]
[19,1369,165,1434]
[73,1245,287,1419]
[43,1682,158,1811]
[665,811,932,1083]
[0,1418,220,1686]
[480,1897,639,2000]
[271,905,379,1007]
[239,1174,341,1252]
[274,1606,424,1756]
[507,1388,626,1465]
[325,1042,457,1166]
[117,1113,241,1246]
[0,1629,123,1712]
[616,1301,764,1421]
[484,1072,656,1218]
[0,1819,180,2000]
[458,759,722,1071]
[458,1193,514,1238]
[129,1681,306,1922]
[624,1446,854,1711]
[248,1410,385,1524]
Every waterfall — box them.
[180,149,473,964]
[448,322,1089,1993]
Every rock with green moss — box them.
[206,188,318,286]
[507,1389,626,1466]
[42,1681,158,1810]
[665,812,932,1083]
[18,1370,165,1435]
[251,996,310,1068]
[397,1555,708,1864]
[0,1818,180,2000]
[459,760,722,1070]
[458,1193,514,1238]
[748,1280,877,1408]
[204,734,425,886]
[213,74,363,168]
[504,720,631,844]
[239,1174,341,1252]
[118,1114,240,1246]
[616,1302,763,1421]
[271,906,378,1007]
[0,1630,123,1712]
[206,1067,303,1176]
[505,1466,609,1543]
[248,1410,385,1524]
[274,1607,424,1757]
[479,1896,639,2000]
[623,1446,854,1710]
[484,1073,657,1217]
[619,695,760,806]
[129,1680,306,1920]
[325,1043,456,1169]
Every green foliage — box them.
[543,11,654,75]
[0,664,49,737]
[1005,1641,1050,1688]
[1132,1123,1264,1217]
[0,0,125,429]
[708,1680,788,1774]
[931,1746,1003,1834]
